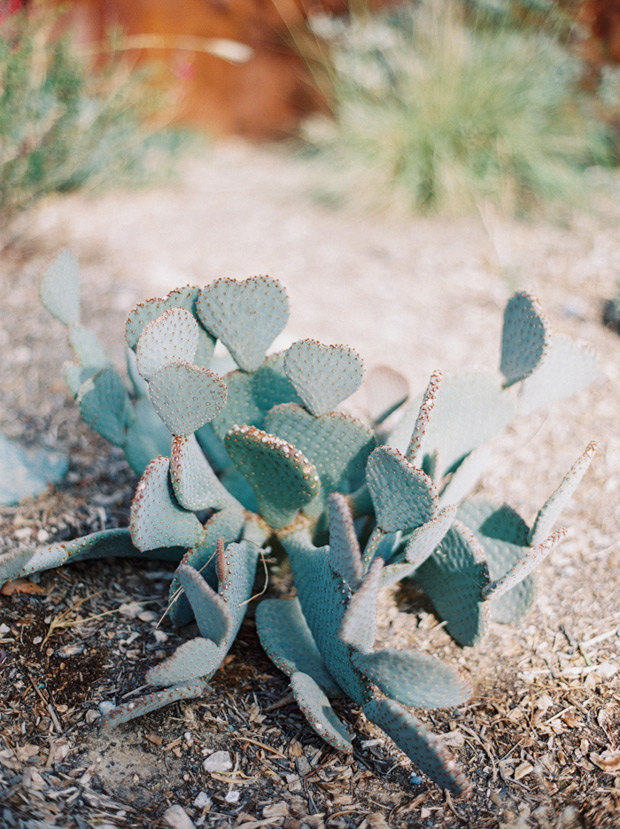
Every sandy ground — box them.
[0,141,619,828]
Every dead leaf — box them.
[0,579,46,596]
[590,750,620,773]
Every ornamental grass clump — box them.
[0,250,600,793]
[301,0,615,215]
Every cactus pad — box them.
[40,250,80,326]
[414,521,490,646]
[68,325,109,369]
[148,362,227,437]
[211,352,302,440]
[389,370,516,480]
[147,637,223,686]
[0,433,69,507]
[170,435,236,511]
[353,649,472,708]
[284,339,364,416]
[290,671,353,752]
[265,403,376,513]
[326,493,363,590]
[100,679,210,728]
[255,598,341,695]
[135,308,199,381]
[364,364,409,425]
[518,334,599,415]
[366,446,438,532]
[225,425,320,528]
[500,290,551,386]
[196,276,289,371]
[407,370,443,467]
[529,441,597,545]
[340,558,383,653]
[130,456,206,551]
[77,368,132,447]
[363,698,470,794]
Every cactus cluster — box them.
[0,251,600,793]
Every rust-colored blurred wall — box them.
[53,0,378,139]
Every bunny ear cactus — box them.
[0,255,599,792]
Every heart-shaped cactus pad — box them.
[136,308,200,381]
[500,290,551,386]
[196,276,289,372]
[284,339,364,416]
[148,362,227,437]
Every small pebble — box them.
[193,791,211,809]
[163,804,195,829]
[203,750,232,773]
[224,790,239,804]
[85,710,100,724]
[409,774,423,786]
[98,700,116,715]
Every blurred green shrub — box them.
[302,0,616,216]
[0,7,186,224]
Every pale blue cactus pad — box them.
[196,276,289,371]
[225,424,320,528]
[148,362,227,437]
[77,368,132,447]
[39,249,81,326]
[135,308,200,381]
[0,433,69,507]
[284,339,364,416]
[366,446,438,532]
[500,290,551,386]
[364,364,409,425]
[125,285,216,369]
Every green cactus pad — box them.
[0,527,184,587]
[284,339,364,416]
[100,678,210,728]
[135,308,199,381]
[517,335,599,416]
[439,445,492,507]
[339,559,383,653]
[399,504,457,569]
[211,352,302,440]
[364,364,409,425]
[389,371,516,480]
[147,637,223,686]
[130,456,206,552]
[327,493,363,590]
[352,649,472,708]
[363,698,469,794]
[500,290,551,386]
[456,499,534,624]
[77,368,132,447]
[407,370,443,467]
[255,598,341,696]
[170,435,238,511]
[68,325,109,369]
[125,286,215,365]
[265,403,376,515]
[285,538,370,702]
[290,671,353,752]
[366,446,438,533]
[482,527,567,603]
[40,250,80,326]
[148,362,227,437]
[168,505,245,626]
[124,397,172,475]
[414,521,490,646]
[64,363,96,397]
[529,441,597,545]
[196,276,289,371]
[0,433,69,507]
[176,563,232,645]
[225,425,320,529]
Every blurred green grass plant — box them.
[301,0,616,216]
[0,7,187,225]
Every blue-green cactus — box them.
[0,253,601,793]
